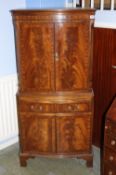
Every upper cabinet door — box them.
[55,22,92,91]
[16,22,55,92]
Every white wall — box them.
[26,0,65,8]
[0,0,26,77]
[95,10,116,29]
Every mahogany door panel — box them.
[15,22,55,92]
[56,115,91,153]
[19,114,55,153]
[55,22,92,91]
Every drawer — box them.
[105,135,116,151]
[104,148,116,165]
[104,162,116,175]
[105,120,116,136]
[18,100,54,113]
[56,102,91,113]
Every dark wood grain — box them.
[56,114,92,153]
[93,28,116,147]
[16,22,55,92]
[19,114,56,153]
[55,22,92,91]
[111,31,116,98]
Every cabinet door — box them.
[55,22,91,91]
[16,22,55,92]
[56,115,91,153]
[19,114,55,153]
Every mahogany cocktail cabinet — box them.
[11,9,95,167]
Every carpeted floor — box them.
[0,144,100,175]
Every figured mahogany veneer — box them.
[103,98,116,175]
[11,9,95,167]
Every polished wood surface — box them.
[103,97,116,175]
[55,22,92,90]
[13,9,94,92]
[15,22,55,92]
[56,114,92,153]
[106,98,116,122]
[93,28,116,147]
[111,31,116,98]
[19,114,55,153]
[12,9,94,167]
[17,91,94,154]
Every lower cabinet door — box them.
[56,115,92,153]
[19,114,56,154]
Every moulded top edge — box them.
[11,8,95,15]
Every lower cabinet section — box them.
[19,114,92,155]
[17,92,94,167]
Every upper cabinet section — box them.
[11,9,95,93]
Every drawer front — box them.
[105,120,116,136]
[104,148,116,165]
[18,100,54,113]
[104,162,116,175]
[56,102,91,113]
[105,135,116,151]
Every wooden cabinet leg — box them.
[77,154,93,168]
[20,154,28,167]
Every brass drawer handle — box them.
[108,171,113,175]
[39,105,43,111]
[30,105,34,110]
[105,125,108,130]
[74,104,80,111]
[109,156,114,161]
[111,140,116,146]
[68,105,73,111]
[30,104,43,111]
[112,65,116,69]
